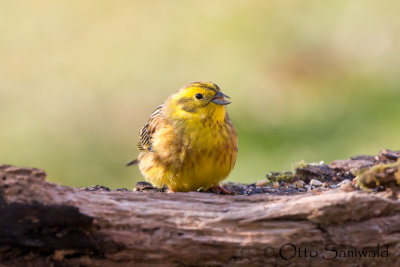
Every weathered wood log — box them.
[1,151,400,266]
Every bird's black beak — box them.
[211,91,231,105]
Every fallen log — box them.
[1,150,400,266]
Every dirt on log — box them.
[1,150,400,266]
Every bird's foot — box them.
[167,188,176,193]
[211,184,233,195]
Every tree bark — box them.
[1,153,400,266]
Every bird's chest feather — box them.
[177,120,233,166]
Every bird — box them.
[127,81,238,192]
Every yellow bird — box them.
[128,81,238,192]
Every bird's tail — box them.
[126,159,139,166]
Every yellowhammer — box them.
[127,81,238,192]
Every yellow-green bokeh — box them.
[1,1,399,188]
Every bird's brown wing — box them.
[137,105,164,152]
[127,105,164,166]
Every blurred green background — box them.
[1,0,399,189]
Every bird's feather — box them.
[126,159,139,166]
[137,105,163,152]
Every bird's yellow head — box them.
[167,81,231,122]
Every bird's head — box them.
[168,81,231,121]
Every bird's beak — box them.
[211,91,231,105]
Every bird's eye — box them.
[195,93,203,100]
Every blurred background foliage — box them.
[1,0,399,188]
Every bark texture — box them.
[1,151,400,266]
